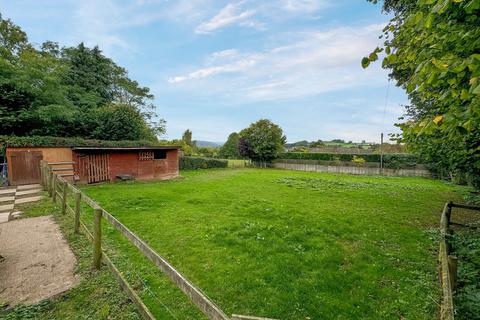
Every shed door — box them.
[87,154,109,183]
[10,151,43,185]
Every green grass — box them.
[76,168,466,319]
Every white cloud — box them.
[168,23,387,100]
[281,0,328,12]
[195,2,256,34]
[168,57,258,83]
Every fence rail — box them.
[40,160,276,320]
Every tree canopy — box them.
[238,119,286,162]
[365,0,480,187]
[218,132,242,159]
[0,14,164,141]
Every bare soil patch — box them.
[0,215,80,308]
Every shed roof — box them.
[72,146,180,151]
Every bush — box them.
[278,152,420,169]
[351,155,366,166]
[180,157,228,170]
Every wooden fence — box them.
[40,161,276,320]
[272,162,432,177]
[438,201,480,320]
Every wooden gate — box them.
[75,153,109,184]
[10,151,43,185]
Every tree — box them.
[310,140,325,148]
[94,104,157,141]
[365,0,480,187]
[238,119,286,162]
[182,129,194,147]
[218,132,242,159]
[0,15,165,141]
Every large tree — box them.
[238,119,286,162]
[0,14,165,141]
[218,132,242,159]
[364,0,480,187]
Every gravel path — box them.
[0,215,80,308]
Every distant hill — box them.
[194,140,223,148]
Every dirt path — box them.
[0,215,80,308]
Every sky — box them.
[0,0,409,143]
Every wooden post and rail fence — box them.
[438,201,480,320]
[40,160,276,320]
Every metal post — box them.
[93,207,102,270]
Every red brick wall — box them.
[101,149,179,182]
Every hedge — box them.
[180,157,228,170]
[0,135,169,148]
[278,152,420,169]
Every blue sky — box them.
[1,0,408,143]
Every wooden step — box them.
[0,188,16,195]
[15,196,42,205]
[0,203,14,213]
[16,188,42,197]
[0,212,10,224]
[16,184,42,191]
[0,196,15,203]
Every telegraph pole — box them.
[380,133,384,175]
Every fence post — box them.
[93,206,102,270]
[52,174,57,203]
[74,190,81,234]
[61,180,67,215]
[448,255,458,290]
[48,169,53,197]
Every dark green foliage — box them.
[0,15,164,141]
[218,132,242,159]
[451,227,480,320]
[182,130,194,147]
[278,152,420,169]
[366,0,480,188]
[238,119,286,162]
[179,156,228,170]
[95,104,157,141]
[0,135,166,152]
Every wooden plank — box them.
[439,203,455,320]
[52,168,74,172]
[101,209,229,320]
[450,203,480,211]
[61,180,67,215]
[48,162,75,165]
[93,207,102,270]
[74,190,81,234]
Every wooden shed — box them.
[5,146,179,185]
[72,147,179,184]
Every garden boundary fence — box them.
[40,161,276,320]
[438,201,480,320]
[272,161,432,177]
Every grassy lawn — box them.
[78,168,466,319]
